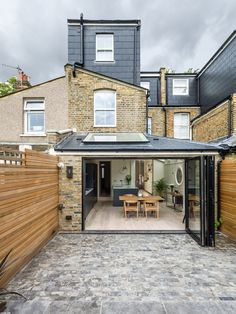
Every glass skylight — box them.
[83,133,149,143]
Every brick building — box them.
[0,16,235,245]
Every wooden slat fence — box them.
[0,149,59,287]
[220,156,236,241]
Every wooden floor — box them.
[85,201,185,231]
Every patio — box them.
[2,233,236,313]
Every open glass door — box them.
[185,156,215,246]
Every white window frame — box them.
[173,79,189,96]
[96,34,114,62]
[147,117,152,135]
[24,99,45,135]
[174,112,190,139]
[94,90,116,127]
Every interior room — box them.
[83,158,191,231]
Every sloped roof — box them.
[54,133,223,153]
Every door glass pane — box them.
[187,159,201,238]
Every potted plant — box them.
[125,174,131,185]
[153,178,168,198]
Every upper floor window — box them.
[174,113,190,139]
[140,81,150,90]
[24,100,45,134]
[173,79,189,95]
[94,90,116,127]
[96,34,114,62]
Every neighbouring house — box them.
[0,76,68,151]
[0,15,235,245]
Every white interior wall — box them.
[164,159,185,211]
[153,160,165,182]
[144,160,153,194]
[111,159,132,187]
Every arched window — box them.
[94,90,116,127]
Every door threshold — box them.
[61,230,187,235]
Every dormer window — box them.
[173,79,189,95]
[96,34,114,62]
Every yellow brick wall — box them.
[66,66,147,133]
[192,101,229,142]
[148,108,165,136]
[148,107,200,137]
[59,155,82,231]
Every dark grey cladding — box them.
[140,75,160,106]
[199,32,236,113]
[68,24,140,85]
[166,75,198,106]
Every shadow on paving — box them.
[1,233,236,313]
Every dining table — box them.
[119,195,164,202]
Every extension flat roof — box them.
[54,133,224,153]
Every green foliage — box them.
[153,178,168,197]
[184,68,199,73]
[125,174,131,185]
[214,217,223,230]
[0,77,17,97]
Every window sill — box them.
[173,94,189,96]
[20,133,47,137]
[94,60,115,64]
[93,125,116,128]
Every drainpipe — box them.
[133,26,136,85]
[197,76,200,106]
[217,159,222,222]
[80,13,84,67]
[228,95,233,137]
[162,107,167,137]
[146,90,150,133]
[160,68,167,137]
[133,22,140,85]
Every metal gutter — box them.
[54,151,220,157]
[228,95,233,137]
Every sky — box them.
[0,0,235,85]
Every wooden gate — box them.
[220,156,236,241]
[0,149,59,287]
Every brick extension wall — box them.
[66,65,147,133]
[59,156,82,231]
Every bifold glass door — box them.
[185,156,215,246]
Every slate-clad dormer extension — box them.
[68,14,141,85]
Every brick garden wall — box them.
[192,101,230,142]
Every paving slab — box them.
[2,233,236,313]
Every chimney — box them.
[160,67,166,106]
[14,71,31,91]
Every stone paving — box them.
[1,233,236,313]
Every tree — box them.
[0,77,17,97]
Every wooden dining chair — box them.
[121,194,136,217]
[143,197,160,219]
[124,198,139,218]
